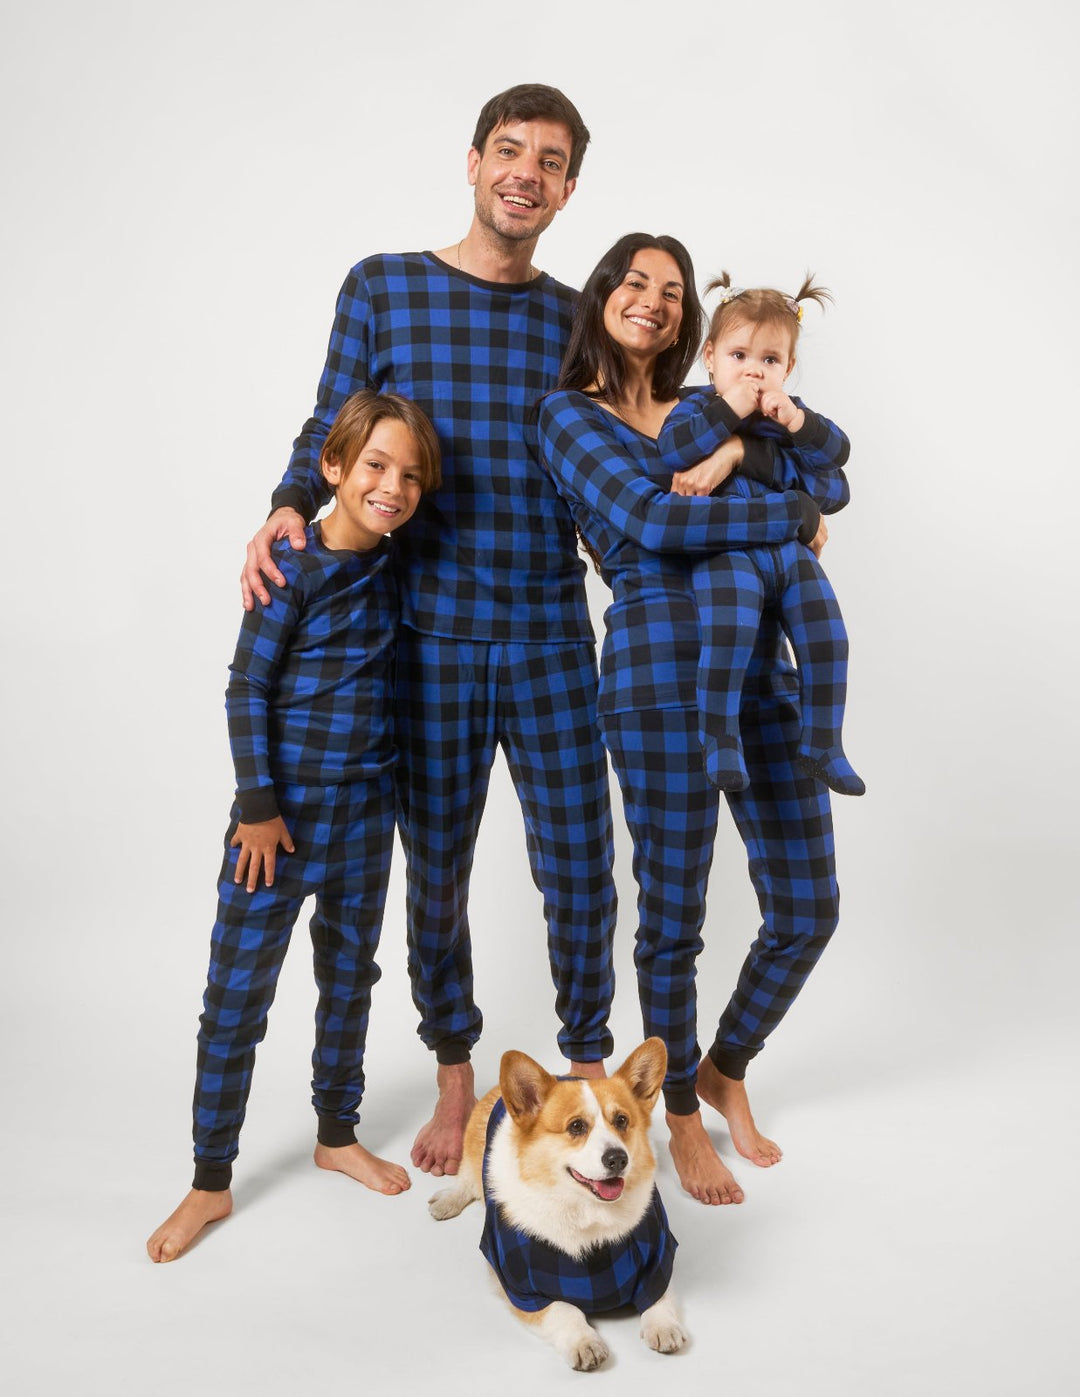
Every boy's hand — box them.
[720,381,761,419]
[808,516,829,559]
[759,390,805,434]
[231,816,295,892]
[241,508,308,610]
[671,437,744,496]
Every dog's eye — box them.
[612,1112,629,1131]
[567,1118,588,1137]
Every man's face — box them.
[467,119,577,244]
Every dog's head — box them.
[496,1038,667,1228]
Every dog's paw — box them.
[427,1184,471,1220]
[564,1331,610,1371]
[640,1291,687,1353]
[641,1316,688,1353]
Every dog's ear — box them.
[500,1051,556,1125]
[613,1038,667,1108]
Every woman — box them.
[536,234,846,1205]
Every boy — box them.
[148,390,441,1262]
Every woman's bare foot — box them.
[569,1060,606,1080]
[666,1110,744,1205]
[314,1141,411,1194]
[411,1062,477,1177]
[146,1188,232,1263]
[696,1055,782,1167]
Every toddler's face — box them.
[705,319,795,397]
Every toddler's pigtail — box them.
[792,273,833,313]
[705,270,734,298]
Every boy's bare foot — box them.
[697,1055,783,1167]
[411,1061,476,1177]
[569,1060,606,1080]
[146,1188,232,1263]
[666,1110,744,1205]
[314,1141,411,1194]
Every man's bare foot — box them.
[697,1055,782,1167]
[146,1188,233,1263]
[569,1059,606,1080]
[666,1110,744,1205]
[411,1061,476,1177]
[314,1141,411,1194]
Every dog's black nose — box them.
[602,1146,628,1174]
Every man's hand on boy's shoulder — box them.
[241,508,308,610]
[231,816,296,892]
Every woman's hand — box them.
[231,816,296,892]
[670,436,744,497]
[808,516,829,559]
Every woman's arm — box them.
[538,393,818,556]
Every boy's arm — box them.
[241,264,376,608]
[538,393,820,556]
[226,554,305,825]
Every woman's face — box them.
[602,247,684,362]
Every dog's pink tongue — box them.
[595,1178,624,1201]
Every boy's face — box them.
[322,419,425,550]
[705,319,795,398]
[467,119,577,244]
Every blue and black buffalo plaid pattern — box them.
[394,633,617,1064]
[226,525,398,823]
[270,256,616,1067]
[271,254,593,644]
[657,392,862,795]
[192,526,400,1189]
[479,1099,677,1314]
[536,392,840,1109]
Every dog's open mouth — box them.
[569,1168,625,1201]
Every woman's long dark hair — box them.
[556,233,705,403]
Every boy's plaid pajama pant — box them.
[192,773,394,1188]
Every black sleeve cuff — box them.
[794,491,821,544]
[739,436,778,486]
[704,394,747,434]
[269,487,316,523]
[237,787,281,825]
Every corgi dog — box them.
[429,1038,687,1371]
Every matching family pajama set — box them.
[193,525,399,1190]
[270,253,618,1070]
[658,391,862,795]
[536,390,847,1113]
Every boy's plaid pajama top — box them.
[479,1099,677,1314]
[270,253,617,1065]
[536,390,845,1112]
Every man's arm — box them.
[241,265,376,608]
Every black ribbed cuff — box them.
[192,1159,233,1192]
[707,1043,751,1082]
[663,1084,700,1116]
[269,488,316,524]
[316,1116,359,1148]
[739,435,778,486]
[434,1039,472,1066]
[794,491,821,544]
[236,786,281,825]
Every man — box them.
[241,85,616,1177]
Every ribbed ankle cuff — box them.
[707,1043,749,1081]
[663,1083,700,1116]
[316,1117,359,1148]
[192,1159,233,1192]
[434,1039,472,1066]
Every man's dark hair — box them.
[471,84,590,181]
[556,233,705,404]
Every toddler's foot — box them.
[666,1109,744,1205]
[702,735,749,792]
[146,1187,232,1263]
[314,1141,411,1194]
[697,1056,782,1167]
[796,747,865,796]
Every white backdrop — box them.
[3,2,1077,1393]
